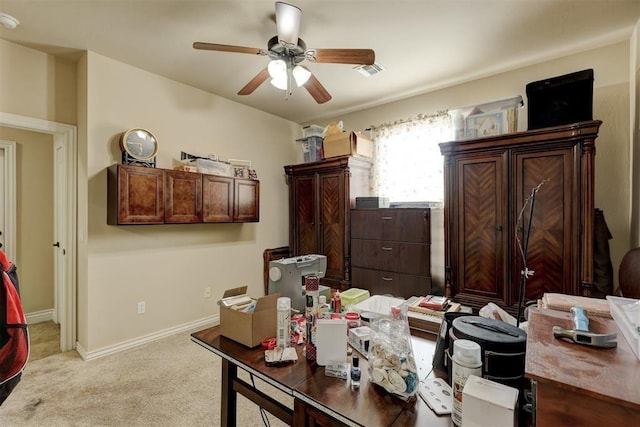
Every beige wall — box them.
[83,52,297,352]
[0,126,54,314]
[338,42,632,290]
[0,39,77,125]
[632,20,640,247]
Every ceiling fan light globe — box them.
[268,59,287,80]
[275,2,302,48]
[292,65,311,87]
[270,77,288,91]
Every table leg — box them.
[221,358,237,426]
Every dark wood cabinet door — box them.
[234,178,259,222]
[512,148,574,302]
[453,152,508,306]
[107,164,164,224]
[202,174,233,222]
[290,174,318,256]
[318,170,347,284]
[164,170,202,223]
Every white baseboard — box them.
[26,309,54,324]
[76,315,220,361]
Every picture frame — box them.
[464,111,505,139]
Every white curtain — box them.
[370,112,452,203]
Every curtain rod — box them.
[369,110,449,131]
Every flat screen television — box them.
[526,69,594,130]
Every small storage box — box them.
[526,69,594,130]
[462,375,518,427]
[297,136,324,163]
[323,131,374,158]
[340,288,371,309]
[219,286,278,348]
[302,125,325,138]
[195,158,231,176]
[356,197,390,209]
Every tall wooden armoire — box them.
[284,156,372,290]
[439,120,601,314]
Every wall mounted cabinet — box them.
[439,120,601,314]
[108,164,259,225]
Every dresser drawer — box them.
[351,208,430,243]
[351,239,430,276]
[351,267,432,299]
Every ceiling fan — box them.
[193,2,375,104]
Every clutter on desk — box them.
[407,295,461,318]
[316,318,348,366]
[219,286,278,348]
[606,295,640,360]
[264,347,298,366]
[368,303,419,401]
[304,274,319,361]
[540,292,612,318]
[324,362,349,379]
[267,254,329,312]
[461,375,518,427]
[418,377,453,415]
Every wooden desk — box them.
[191,326,453,427]
[525,308,640,426]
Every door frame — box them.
[0,111,77,352]
[0,139,16,262]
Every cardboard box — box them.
[323,131,374,158]
[462,375,518,427]
[219,286,278,348]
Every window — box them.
[370,112,452,203]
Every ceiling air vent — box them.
[353,63,385,77]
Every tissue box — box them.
[219,286,278,347]
[462,375,518,427]
[323,131,373,158]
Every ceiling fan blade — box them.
[303,74,332,104]
[193,42,266,56]
[306,48,375,65]
[275,2,302,48]
[238,68,270,96]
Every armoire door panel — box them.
[456,154,507,302]
[292,175,318,255]
[318,172,346,280]
[514,149,573,301]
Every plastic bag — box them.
[367,303,419,400]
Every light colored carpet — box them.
[27,321,61,362]
[0,329,291,426]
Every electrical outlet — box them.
[137,301,146,315]
[203,287,211,298]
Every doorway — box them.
[0,112,77,352]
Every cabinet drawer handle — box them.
[381,247,393,251]
[381,216,393,220]
[382,277,393,281]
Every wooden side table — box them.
[525,308,640,426]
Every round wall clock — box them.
[120,128,158,167]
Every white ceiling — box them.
[1,1,639,124]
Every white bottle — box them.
[276,297,291,348]
[451,339,482,426]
